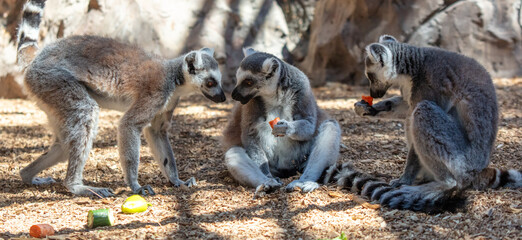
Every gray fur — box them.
[349,35,520,212]
[17,6,225,197]
[223,48,341,194]
[16,0,46,68]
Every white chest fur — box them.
[254,93,309,170]
[397,74,413,106]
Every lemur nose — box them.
[231,88,240,100]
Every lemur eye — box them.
[244,79,254,86]
[206,78,216,88]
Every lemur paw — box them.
[184,177,197,187]
[390,178,407,188]
[31,177,56,185]
[90,187,115,198]
[133,185,156,196]
[171,177,197,188]
[69,185,115,198]
[379,185,435,211]
[272,120,289,137]
[286,180,320,193]
[354,101,378,116]
[254,178,283,198]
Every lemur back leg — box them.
[286,119,341,192]
[225,146,281,191]
[390,146,422,187]
[380,100,471,211]
[20,141,66,185]
[25,68,112,197]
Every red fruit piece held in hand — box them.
[361,95,373,106]
[269,117,280,129]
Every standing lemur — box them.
[222,48,341,194]
[17,0,226,197]
[325,35,521,212]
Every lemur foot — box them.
[253,178,283,198]
[68,185,115,198]
[31,177,56,185]
[354,101,378,116]
[171,177,197,188]
[286,180,319,193]
[390,178,409,188]
[132,185,155,196]
[184,177,197,187]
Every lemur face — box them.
[184,48,226,103]
[364,35,398,98]
[232,48,280,104]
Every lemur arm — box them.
[143,98,196,188]
[118,97,165,195]
[354,96,410,120]
[272,93,317,141]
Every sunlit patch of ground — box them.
[0,80,520,239]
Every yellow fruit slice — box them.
[121,195,152,213]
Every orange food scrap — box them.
[29,224,55,238]
[362,95,373,106]
[269,117,280,129]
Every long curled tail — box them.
[16,0,46,68]
[323,163,466,213]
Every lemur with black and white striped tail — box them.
[17,0,226,197]
[326,35,521,213]
[222,48,341,195]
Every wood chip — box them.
[328,191,343,198]
[353,196,380,209]
[509,206,522,213]
[0,81,520,239]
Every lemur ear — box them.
[243,47,257,57]
[262,58,279,79]
[184,52,197,75]
[379,34,397,43]
[200,47,214,57]
[366,43,389,66]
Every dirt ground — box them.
[0,79,520,240]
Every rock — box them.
[276,0,315,63]
[301,0,522,86]
[1,0,520,97]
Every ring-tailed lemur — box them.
[325,35,521,213]
[222,48,341,194]
[16,0,226,197]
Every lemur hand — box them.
[354,100,378,116]
[272,120,290,137]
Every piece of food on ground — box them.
[29,224,55,238]
[87,208,115,228]
[361,95,373,106]
[121,195,152,214]
[269,117,280,129]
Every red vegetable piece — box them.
[269,117,280,129]
[361,95,373,106]
[30,224,55,238]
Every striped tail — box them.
[472,167,522,190]
[323,163,466,213]
[16,0,46,68]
